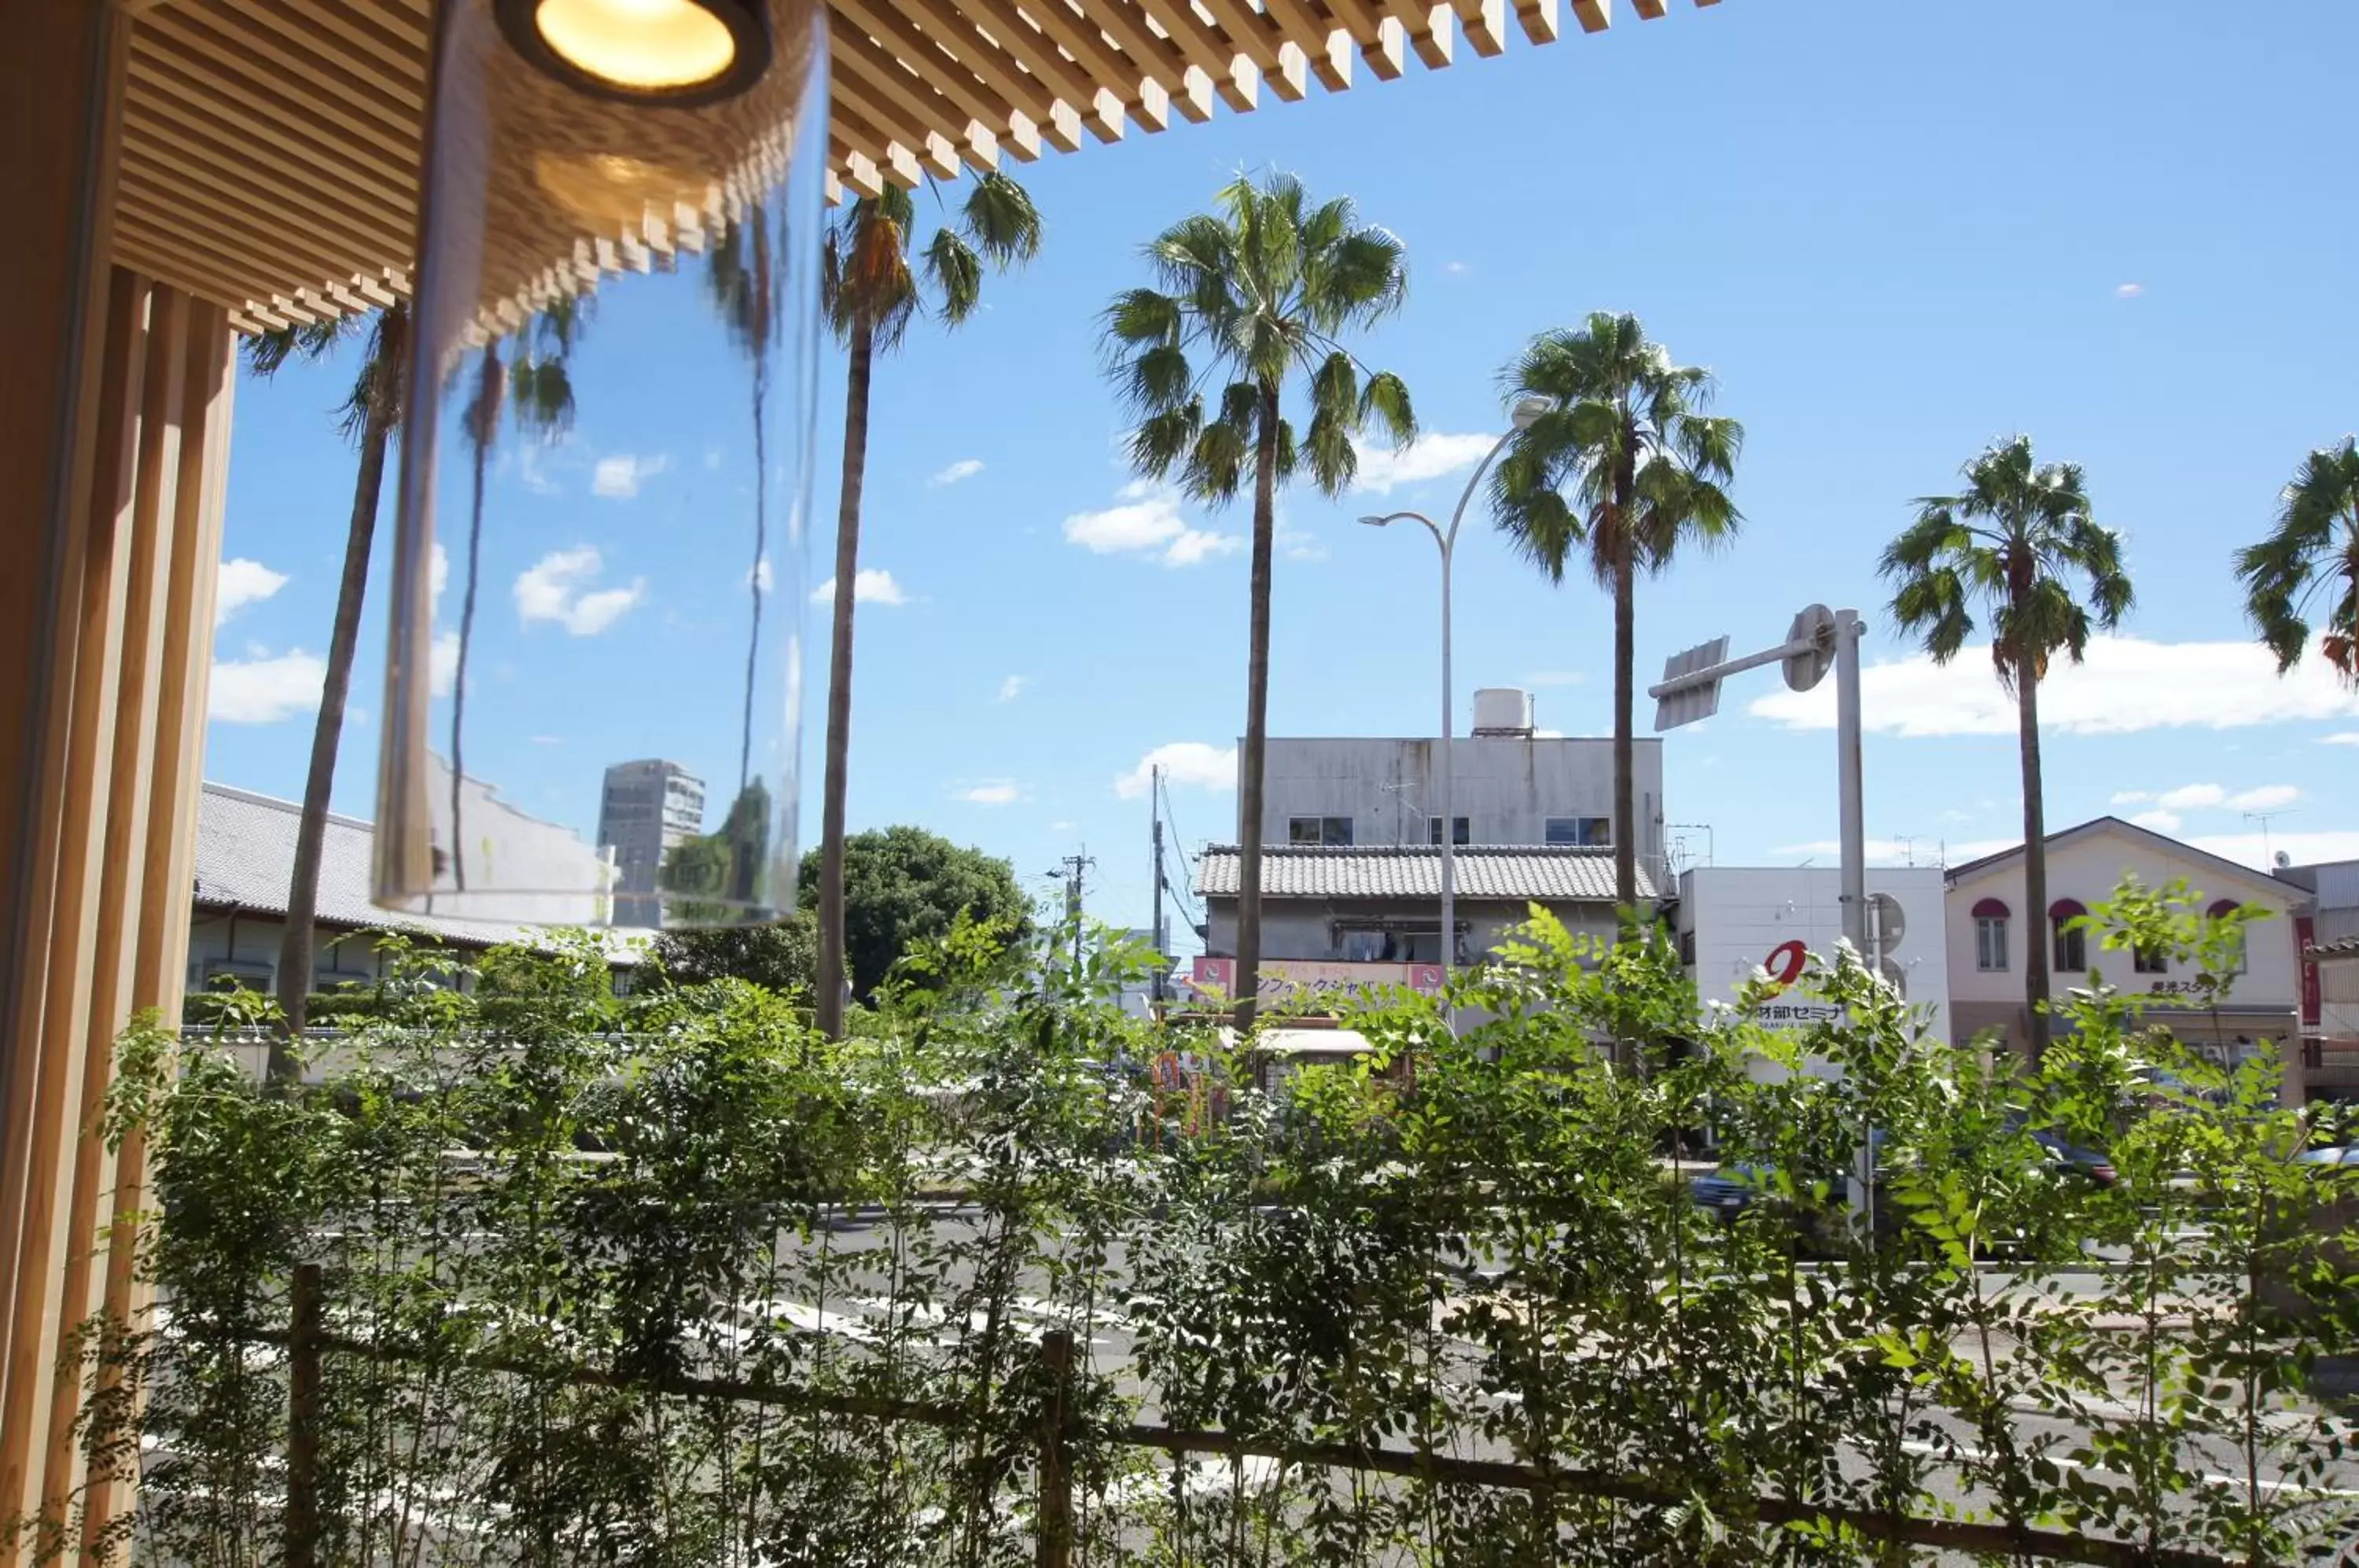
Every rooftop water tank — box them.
[1471,687,1534,737]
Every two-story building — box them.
[1943,817,2302,1094]
[1192,690,1660,1003]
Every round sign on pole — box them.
[1783,603,1837,692]
[1865,892,1906,954]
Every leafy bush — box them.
[39,885,2359,1566]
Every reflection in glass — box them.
[378,0,825,929]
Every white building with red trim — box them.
[1942,817,2302,1088]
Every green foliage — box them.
[1879,435,2133,686]
[795,825,1030,1003]
[2236,435,2359,687]
[43,882,2359,1567]
[646,911,826,998]
[1102,171,1415,504]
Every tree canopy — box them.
[792,826,1029,1002]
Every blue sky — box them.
[204,0,2359,945]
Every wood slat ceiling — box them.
[114,0,1720,333]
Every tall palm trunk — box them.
[270,307,405,1073]
[448,344,502,894]
[1610,539,1637,919]
[2016,665,2052,1058]
[1233,381,1281,1032]
[815,318,874,1038]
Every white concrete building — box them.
[1942,817,2302,1073]
[1253,690,1664,874]
[1675,867,1951,1058]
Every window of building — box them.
[2207,899,2248,974]
[1971,896,2009,972]
[1426,816,1470,846]
[1544,816,1612,847]
[2049,898,2087,974]
[1288,815,1353,846]
[1678,929,1696,965]
[2133,944,2169,975]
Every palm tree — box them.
[244,304,407,1072]
[1103,171,1415,1031]
[1489,312,1742,917]
[2237,436,2359,689]
[1880,436,2133,1058]
[446,306,579,892]
[808,174,1041,1037]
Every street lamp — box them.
[1360,396,1548,989]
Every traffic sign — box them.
[1783,603,1836,692]
[1652,635,1729,732]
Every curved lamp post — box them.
[1360,394,1548,990]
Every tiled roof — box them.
[2309,934,2359,963]
[193,783,638,962]
[1195,845,1650,903]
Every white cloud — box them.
[2109,790,2151,806]
[995,675,1027,703]
[1116,741,1235,800]
[1349,432,1498,496]
[208,647,324,723]
[1524,670,1586,688]
[430,542,449,604]
[214,558,288,626]
[1442,260,1470,275]
[749,557,773,592]
[429,631,460,698]
[2115,282,2144,299]
[529,734,562,745]
[1279,525,1327,563]
[2188,830,2359,870]
[955,781,1021,805]
[513,547,646,635]
[929,458,984,488]
[1748,635,2359,738]
[2157,783,2226,811]
[591,452,668,499]
[2321,732,2359,746]
[1062,488,1238,568]
[810,569,908,605]
[2129,808,2184,834]
[2226,784,2299,812]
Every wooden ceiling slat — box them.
[212,0,430,107]
[136,11,420,170]
[834,0,1043,160]
[112,0,1716,330]
[122,103,412,262]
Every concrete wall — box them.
[1945,826,2301,1056]
[1676,867,1951,1049]
[1256,735,1664,872]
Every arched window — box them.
[2050,897,2088,974]
[1971,896,2010,973]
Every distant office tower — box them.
[598,760,706,927]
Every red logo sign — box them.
[1763,939,1808,993]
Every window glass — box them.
[1975,915,2008,972]
[1544,816,1613,847]
[1426,816,1470,845]
[2133,944,2168,975]
[2052,921,2086,974]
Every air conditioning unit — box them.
[1471,687,1533,737]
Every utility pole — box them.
[1051,849,1095,972]
[1150,766,1167,1004]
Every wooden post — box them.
[285,1263,323,1568]
[1035,1328,1074,1568]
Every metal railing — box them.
[267,1264,2239,1568]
